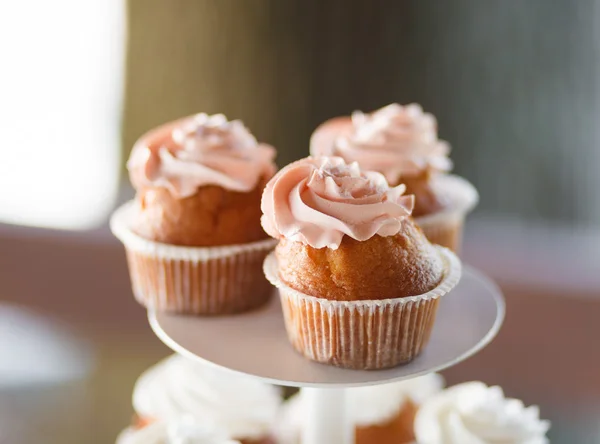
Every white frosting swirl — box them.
[275,373,444,444]
[132,355,281,440]
[311,104,452,184]
[116,417,240,444]
[414,382,550,444]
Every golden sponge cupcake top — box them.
[260,156,415,250]
[127,113,276,197]
[310,103,452,184]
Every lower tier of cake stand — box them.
[149,265,505,444]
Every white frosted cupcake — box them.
[310,104,478,252]
[276,373,444,444]
[129,354,282,444]
[111,112,277,314]
[117,416,241,444]
[414,381,550,444]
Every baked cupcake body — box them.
[275,221,444,301]
[133,177,270,247]
[310,104,478,251]
[111,113,277,314]
[276,373,445,444]
[261,157,461,369]
[126,354,282,444]
[354,401,417,444]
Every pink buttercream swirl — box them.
[312,104,452,184]
[127,113,276,197]
[261,156,415,249]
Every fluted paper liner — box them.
[415,174,478,253]
[111,201,276,315]
[264,246,461,370]
[416,214,464,254]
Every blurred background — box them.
[1,1,599,442]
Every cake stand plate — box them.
[149,265,504,387]
[149,265,504,444]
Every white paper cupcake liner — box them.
[414,174,478,252]
[264,246,461,370]
[111,201,276,315]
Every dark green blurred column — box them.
[123,0,415,166]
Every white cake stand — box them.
[149,265,504,444]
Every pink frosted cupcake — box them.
[111,113,277,314]
[310,104,478,252]
[261,156,461,369]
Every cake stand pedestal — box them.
[149,265,505,444]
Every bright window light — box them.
[0,1,125,230]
